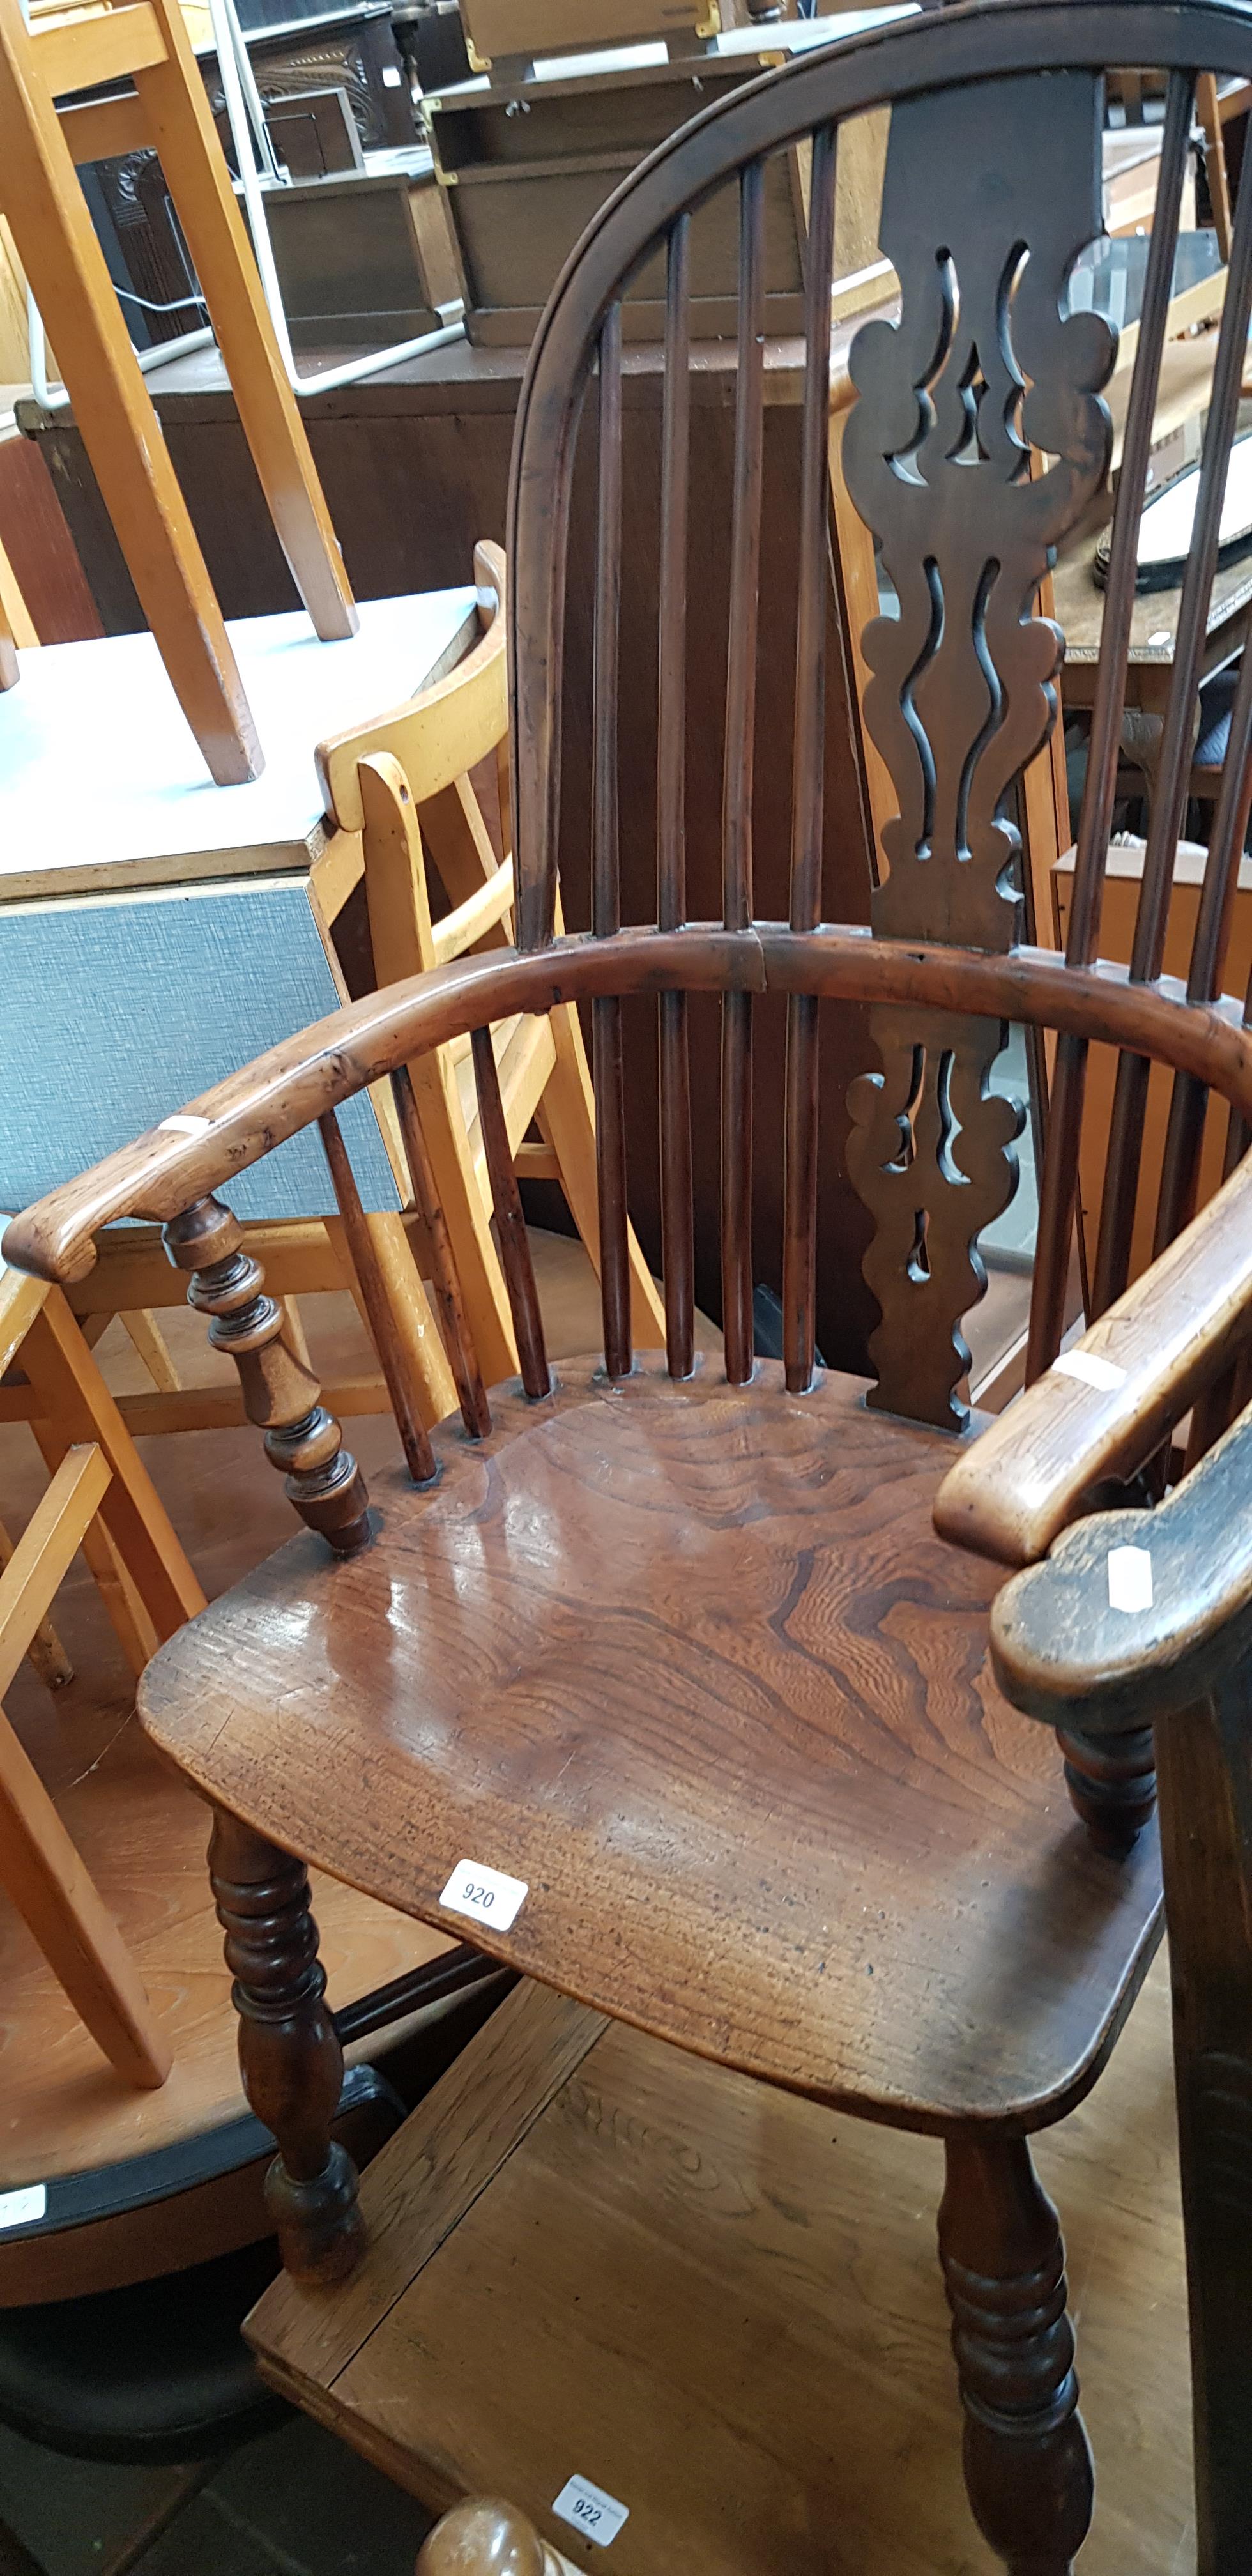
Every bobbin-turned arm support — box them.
[935,1144,1252,1568]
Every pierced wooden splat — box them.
[841,70,1115,1427]
[847,1010,1023,1430]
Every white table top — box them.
[0,585,477,902]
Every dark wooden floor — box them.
[0,1240,1188,2575]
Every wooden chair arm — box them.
[0,931,758,1285]
[934,1146,1252,1568]
[989,1392,1252,1731]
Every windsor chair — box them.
[8,1,1252,2564]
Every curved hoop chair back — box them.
[504,0,1252,1430]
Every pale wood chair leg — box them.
[537,995,666,1350]
[27,1416,155,1678]
[355,753,519,1392]
[0,1445,171,2088]
[416,2501,577,2575]
[0,1515,71,1690]
[0,503,37,660]
[324,1210,458,1430]
[402,1048,519,1392]
[0,588,15,691]
[120,1307,181,1393]
[133,0,357,645]
[280,1294,313,1370]
[21,1291,206,1644]
[0,0,261,785]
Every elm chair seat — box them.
[139,1357,1161,2131]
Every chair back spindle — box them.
[1025,67,1193,1379]
[720,163,767,1385]
[1093,134,1252,1317]
[592,304,632,1383]
[658,215,696,1381]
[783,119,837,1395]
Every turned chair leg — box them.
[209,1805,365,2284]
[1058,1721,1156,1857]
[939,2135,1094,2576]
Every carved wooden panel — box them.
[841,71,1115,1425]
[847,1010,1023,1430]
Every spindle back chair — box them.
[10,3,1252,2564]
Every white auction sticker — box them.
[553,2475,630,2548]
[158,1113,211,1137]
[1053,1349,1126,1393]
[439,1859,528,1931]
[0,2185,45,2232]
[1108,1545,1154,1614]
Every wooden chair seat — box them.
[138,1354,1161,2132]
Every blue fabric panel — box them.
[0,878,401,1222]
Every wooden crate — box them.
[247,1972,1193,2575]
[427,38,890,344]
[461,0,723,77]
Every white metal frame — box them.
[27,0,464,412]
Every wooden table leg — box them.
[135,0,358,645]
[0,0,261,784]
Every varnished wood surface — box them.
[0,1236,668,2231]
[937,1130,1252,1569]
[251,1956,1196,2576]
[141,1356,1161,2131]
[14,927,1252,1285]
[0,1291,458,2216]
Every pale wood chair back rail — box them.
[0,0,355,783]
[10,5,1252,2567]
[0,1262,204,2089]
[317,538,664,1383]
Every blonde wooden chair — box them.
[0,0,356,783]
[317,540,664,1387]
[0,1261,204,2089]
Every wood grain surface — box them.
[141,1355,1161,2132]
[250,1956,1196,2576]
